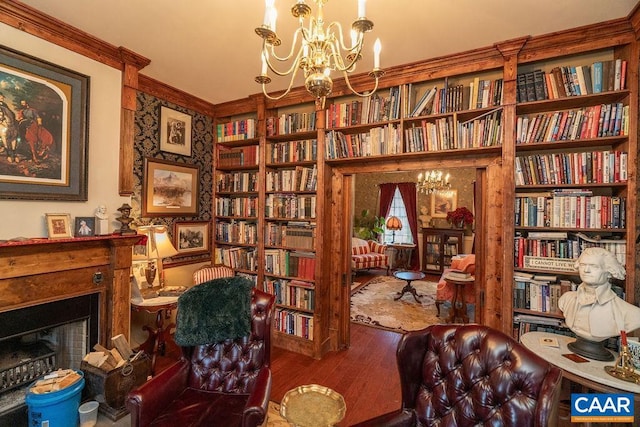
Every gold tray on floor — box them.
[280,384,346,427]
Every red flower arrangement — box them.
[446,207,474,225]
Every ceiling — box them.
[19,0,638,106]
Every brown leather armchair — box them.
[126,283,275,427]
[353,324,562,427]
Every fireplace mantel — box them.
[0,235,140,344]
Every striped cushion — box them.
[352,253,389,270]
[352,238,370,255]
[193,265,234,285]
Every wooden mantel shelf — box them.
[0,234,140,345]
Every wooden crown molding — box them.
[138,74,215,117]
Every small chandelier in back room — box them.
[255,0,385,100]
[417,170,451,194]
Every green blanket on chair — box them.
[174,276,253,346]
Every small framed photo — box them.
[74,216,95,237]
[160,106,192,156]
[143,157,199,216]
[431,190,457,218]
[174,221,210,256]
[45,213,73,239]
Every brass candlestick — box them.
[605,341,640,384]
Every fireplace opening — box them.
[0,294,99,425]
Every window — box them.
[384,188,413,244]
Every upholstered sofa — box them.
[352,237,389,274]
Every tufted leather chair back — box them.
[399,324,562,427]
[183,288,274,394]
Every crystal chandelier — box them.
[417,171,451,194]
[255,0,384,100]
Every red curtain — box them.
[378,183,396,218]
[397,182,419,269]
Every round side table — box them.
[131,296,178,375]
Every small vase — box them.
[455,220,465,229]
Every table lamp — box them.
[386,216,402,243]
[137,225,178,288]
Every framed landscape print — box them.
[0,45,89,200]
[160,106,192,156]
[143,158,199,216]
[174,221,210,256]
[431,190,457,218]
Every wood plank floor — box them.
[271,323,403,426]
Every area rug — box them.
[350,275,443,332]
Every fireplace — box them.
[0,295,100,424]
[0,235,139,426]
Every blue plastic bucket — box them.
[25,371,85,427]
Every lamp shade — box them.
[386,216,403,231]
[138,225,178,259]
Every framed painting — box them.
[0,45,89,200]
[45,213,73,239]
[174,221,210,256]
[74,216,95,237]
[160,106,192,156]
[431,190,457,218]
[143,157,199,216]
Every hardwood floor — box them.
[271,323,403,426]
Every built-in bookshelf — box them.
[211,13,640,357]
[511,46,635,337]
[214,113,261,280]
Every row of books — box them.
[264,279,315,311]
[514,192,626,229]
[512,313,573,340]
[264,249,316,280]
[407,78,504,118]
[516,59,626,103]
[266,112,317,136]
[266,165,317,192]
[265,194,316,219]
[404,109,503,152]
[214,246,258,271]
[266,139,317,164]
[216,118,257,142]
[215,196,258,218]
[513,276,574,314]
[215,220,258,245]
[327,86,402,127]
[514,232,626,268]
[265,221,315,250]
[324,126,403,159]
[215,171,258,193]
[517,103,628,146]
[274,308,314,340]
[217,145,259,168]
[515,150,628,186]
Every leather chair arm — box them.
[242,367,272,427]
[350,409,416,427]
[127,359,190,427]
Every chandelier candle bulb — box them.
[374,38,381,69]
[358,0,366,18]
[264,0,274,26]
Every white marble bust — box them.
[558,247,640,342]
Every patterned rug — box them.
[350,275,444,332]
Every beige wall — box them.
[354,168,476,229]
[0,23,128,240]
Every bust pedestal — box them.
[95,218,109,235]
